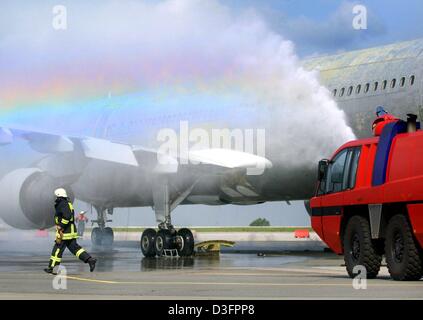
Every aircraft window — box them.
[410,75,415,86]
[374,82,378,91]
[382,80,387,90]
[356,84,361,94]
[400,77,405,87]
[391,79,396,88]
[347,86,353,96]
[364,83,370,93]
[333,89,337,97]
[340,87,345,97]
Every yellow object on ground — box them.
[194,240,235,256]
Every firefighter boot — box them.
[88,257,97,272]
[43,267,56,275]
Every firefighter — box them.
[372,106,399,136]
[44,188,97,274]
[375,105,388,117]
[76,211,88,237]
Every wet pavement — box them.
[0,234,422,299]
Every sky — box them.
[1,0,422,228]
[226,0,423,57]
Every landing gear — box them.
[91,226,114,246]
[139,176,198,257]
[141,228,157,257]
[155,229,175,256]
[140,227,195,257]
[91,206,114,247]
[102,227,114,246]
[91,227,103,246]
[176,228,195,257]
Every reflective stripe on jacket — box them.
[54,197,78,240]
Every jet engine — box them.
[0,168,70,229]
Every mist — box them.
[0,0,355,164]
[0,0,356,231]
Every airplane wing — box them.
[0,125,272,173]
[0,124,272,230]
[0,125,139,166]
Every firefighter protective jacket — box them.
[54,197,78,240]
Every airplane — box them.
[0,38,421,257]
[303,38,423,139]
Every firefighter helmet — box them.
[376,106,388,117]
[54,188,68,198]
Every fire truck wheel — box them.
[385,214,423,281]
[343,215,382,279]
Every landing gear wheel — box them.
[141,228,157,257]
[155,229,174,257]
[343,215,382,279]
[176,228,194,257]
[102,227,114,246]
[91,227,102,246]
[385,214,423,280]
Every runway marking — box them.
[5,292,422,300]
[63,276,423,287]
[64,275,118,284]
[171,267,355,277]
[182,268,349,277]
[218,266,392,276]
[181,271,346,277]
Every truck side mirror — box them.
[318,159,329,181]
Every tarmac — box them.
[0,231,422,299]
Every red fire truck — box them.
[310,114,423,280]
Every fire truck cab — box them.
[310,114,423,280]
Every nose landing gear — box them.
[91,206,114,247]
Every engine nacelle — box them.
[0,168,70,229]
